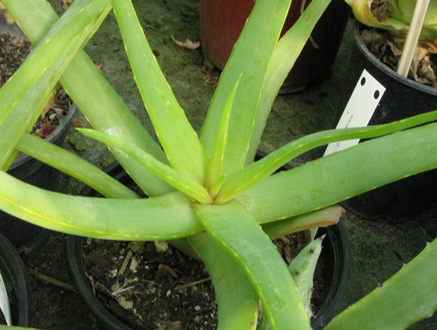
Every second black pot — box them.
[0,232,33,327]
[338,22,437,222]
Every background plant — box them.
[345,0,437,41]
[346,0,437,82]
[0,0,436,329]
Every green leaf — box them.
[2,0,172,197]
[325,237,437,330]
[0,0,56,43]
[248,0,332,162]
[188,233,259,330]
[0,88,54,172]
[0,170,201,240]
[205,78,240,193]
[17,133,137,199]
[78,128,213,204]
[112,0,208,184]
[258,235,324,329]
[194,200,309,330]
[289,235,324,322]
[0,0,110,125]
[216,111,437,204]
[200,0,292,175]
[238,124,437,224]
[263,206,343,240]
[68,132,87,151]
[0,0,111,169]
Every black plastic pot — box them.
[338,22,437,221]
[0,104,77,254]
[0,232,33,326]
[65,162,351,330]
[311,223,351,329]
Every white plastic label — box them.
[0,272,11,325]
[324,69,386,156]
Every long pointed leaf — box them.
[16,133,137,199]
[0,0,110,170]
[0,0,111,169]
[0,171,201,239]
[216,111,437,203]
[188,233,259,330]
[3,0,172,196]
[248,0,332,162]
[289,236,324,322]
[205,78,240,193]
[112,0,208,184]
[0,0,110,124]
[194,201,309,330]
[79,129,213,204]
[200,0,292,175]
[325,238,437,330]
[238,124,437,224]
[259,236,325,329]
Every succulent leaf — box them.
[325,237,437,329]
[289,235,324,323]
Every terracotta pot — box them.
[200,0,351,92]
[339,22,437,221]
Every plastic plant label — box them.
[0,272,12,325]
[324,69,386,156]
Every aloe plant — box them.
[0,0,437,329]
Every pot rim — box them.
[65,235,130,330]
[10,103,78,169]
[354,21,437,97]
[0,232,33,326]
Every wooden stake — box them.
[397,0,431,77]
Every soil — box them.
[84,239,217,330]
[0,33,72,138]
[80,230,326,330]
[360,28,437,87]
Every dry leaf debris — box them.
[170,35,200,50]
